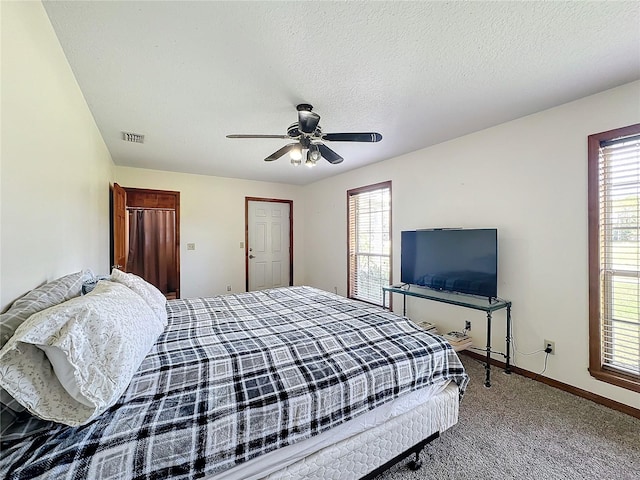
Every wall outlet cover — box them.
[544,339,555,355]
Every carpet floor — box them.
[375,356,640,480]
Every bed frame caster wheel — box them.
[408,450,423,471]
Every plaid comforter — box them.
[1,286,468,479]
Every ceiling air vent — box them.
[122,131,145,143]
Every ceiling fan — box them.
[226,104,382,167]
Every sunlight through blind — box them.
[599,133,640,379]
[348,182,391,305]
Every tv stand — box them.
[382,285,512,387]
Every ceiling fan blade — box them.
[298,110,321,134]
[322,132,382,142]
[227,134,289,139]
[265,143,297,162]
[318,144,344,164]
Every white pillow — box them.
[110,269,168,325]
[39,344,94,407]
[0,281,165,426]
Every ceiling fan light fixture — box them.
[309,144,322,162]
[305,150,317,168]
[290,144,302,161]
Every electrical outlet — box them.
[186,243,196,251]
[544,339,555,355]
[465,320,471,331]
[226,285,232,292]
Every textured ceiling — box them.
[43,1,640,185]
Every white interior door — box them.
[248,200,291,291]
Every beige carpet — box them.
[376,356,640,480]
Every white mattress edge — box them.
[210,380,456,480]
[269,381,459,479]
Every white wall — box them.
[114,167,305,298]
[304,81,640,409]
[1,2,114,310]
[3,0,636,409]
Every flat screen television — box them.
[400,228,498,299]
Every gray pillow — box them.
[0,270,92,418]
[0,271,92,349]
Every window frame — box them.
[588,123,640,393]
[347,181,392,306]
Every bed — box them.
[0,271,468,479]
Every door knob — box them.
[249,254,255,259]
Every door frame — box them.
[245,197,293,292]
[111,185,181,299]
[124,186,181,298]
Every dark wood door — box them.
[112,183,127,270]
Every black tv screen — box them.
[401,229,498,299]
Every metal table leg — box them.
[485,311,492,387]
[505,303,512,374]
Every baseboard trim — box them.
[460,350,640,420]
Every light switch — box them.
[187,243,196,250]
[239,242,244,249]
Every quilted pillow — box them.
[110,269,168,325]
[0,270,92,349]
[0,270,93,421]
[0,281,165,426]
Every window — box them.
[347,181,391,305]
[588,123,640,392]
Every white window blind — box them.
[598,133,640,380]
[348,182,391,305]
